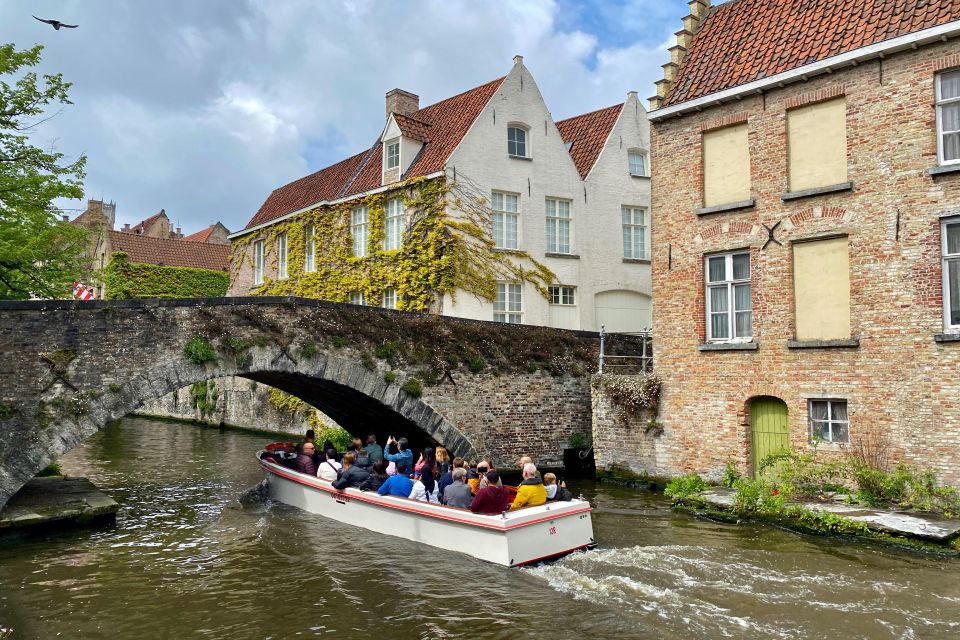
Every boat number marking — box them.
[333,493,350,505]
[548,526,557,535]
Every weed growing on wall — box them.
[184,337,217,365]
[592,373,662,424]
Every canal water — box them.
[1,417,960,639]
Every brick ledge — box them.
[696,199,756,216]
[934,333,960,343]
[787,338,860,349]
[698,341,758,352]
[781,182,853,201]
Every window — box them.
[253,241,264,285]
[702,123,750,207]
[351,205,368,257]
[787,97,847,192]
[349,291,365,306]
[492,191,519,249]
[628,149,647,177]
[385,138,400,170]
[384,199,404,251]
[705,251,751,341]
[277,233,288,279]
[507,126,528,157]
[622,206,648,260]
[305,224,316,273]
[382,287,397,309]
[937,71,960,165]
[494,282,522,323]
[549,285,576,306]
[809,399,849,444]
[944,218,960,329]
[793,236,850,341]
[546,198,571,253]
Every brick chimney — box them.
[123,223,131,232]
[385,88,419,118]
[649,0,711,110]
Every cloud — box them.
[2,0,675,233]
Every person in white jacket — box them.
[317,448,341,482]
[408,467,439,503]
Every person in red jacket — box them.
[469,470,511,515]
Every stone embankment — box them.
[0,477,118,531]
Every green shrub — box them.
[331,336,349,348]
[383,371,397,384]
[401,378,423,398]
[733,476,786,514]
[108,383,122,393]
[300,340,319,359]
[184,336,217,365]
[102,251,228,299]
[664,473,708,501]
[568,432,588,449]
[35,462,62,477]
[467,355,486,373]
[722,460,742,488]
[374,341,398,361]
[360,351,375,371]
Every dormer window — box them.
[628,149,647,177]
[508,125,528,158]
[385,138,400,170]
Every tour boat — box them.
[257,449,595,567]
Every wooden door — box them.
[750,397,789,478]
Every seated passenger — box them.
[477,458,495,491]
[365,434,383,464]
[295,442,317,476]
[510,463,547,510]
[317,448,342,482]
[322,439,341,462]
[384,441,399,476]
[466,462,481,495]
[442,468,473,508]
[332,453,370,490]
[543,473,573,502]
[414,446,438,477]
[436,447,451,476]
[518,455,533,471]
[384,436,413,470]
[297,429,316,454]
[408,467,439,503]
[470,470,511,515]
[359,459,389,491]
[438,457,464,499]
[353,448,372,470]
[377,461,414,497]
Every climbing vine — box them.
[102,252,229,299]
[190,380,219,419]
[230,176,555,311]
[268,388,305,414]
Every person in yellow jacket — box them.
[510,463,547,510]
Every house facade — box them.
[645,0,960,484]
[228,57,652,332]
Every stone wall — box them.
[590,376,664,478]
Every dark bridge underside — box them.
[242,372,440,453]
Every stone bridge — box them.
[0,297,642,509]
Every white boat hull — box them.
[260,457,595,567]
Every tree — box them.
[0,43,87,300]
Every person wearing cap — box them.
[469,470,512,515]
[510,463,547,510]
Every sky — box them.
[2,0,683,235]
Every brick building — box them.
[643,0,960,483]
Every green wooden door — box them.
[750,397,789,478]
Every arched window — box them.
[507,125,528,158]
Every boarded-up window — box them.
[788,98,847,192]
[793,236,850,341]
[702,123,750,207]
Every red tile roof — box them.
[664,0,960,107]
[242,76,505,231]
[555,104,623,179]
[182,225,216,242]
[131,211,165,234]
[108,231,230,271]
[393,113,431,142]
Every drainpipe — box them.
[598,325,606,375]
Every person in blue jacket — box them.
[383,436,413,470]
[377,461,414,497]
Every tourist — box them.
[415,446,438,476]
[365,434,383,464]
[441,468,472,508]
[437,456,464,499]
[384,441,399,476]
[511,463,547,510]
[384,436,413,470]
[543,473,572,502]
[353,447,372,470]
[409,467,440,503]
[297,429,316,454]
[518,455,533,470]
[332,453,370,490]
[295,442,317,476]
[436,447,451,475]
[377,461,414,497]
[466,461,482,495]
[352,437,364,452]
[322,438,341,462]
[359,459,389,491]
[470,470,511,515]
[317,448,342,482]
[477,457,495,490]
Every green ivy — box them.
[101,251,228,299]
[185,337,217,365]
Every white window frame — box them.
[943,217,960,330]
[628,149,647,177]
[351,205,368,258]
[808,399,850,444]
[384,198,405,251]
[277,233,288,279]
[549,285,576,306]
[349,291,365,306]
[936,71,960,166]
[507,125,529,158]
[382,287,397,309]
[705,251,752,343]
[493,282,522,323]
[492,191,520,250]
[305,224,316,273]
[546,198,572,254]
[253,240,264,286]
[385,138,400,170]
[622,205,648,260]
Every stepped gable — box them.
[108,230,230,271]
[664,0,960,107]
[241,76,505,231]
[555,103,623,179]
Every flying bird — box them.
[33,16,78,30]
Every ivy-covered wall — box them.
[229,177,553,311]
[103,252,229,299]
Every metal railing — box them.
[598,325,653,374]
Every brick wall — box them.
[650,39,960,484]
